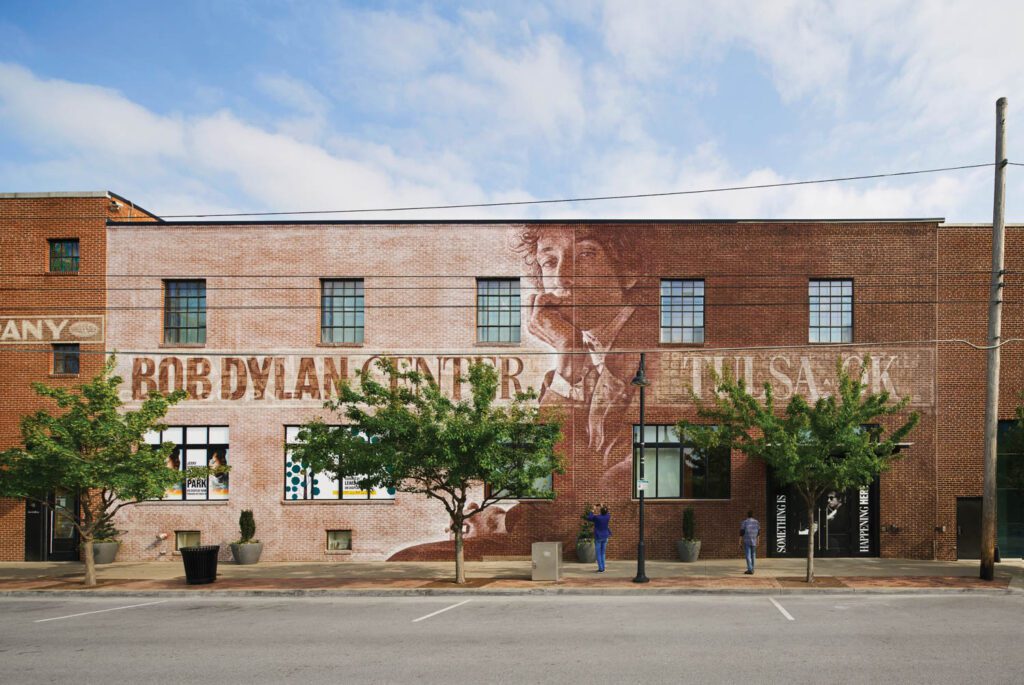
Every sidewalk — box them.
[2,557,1022,596]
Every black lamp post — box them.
[632,352,650,584]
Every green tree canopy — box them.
[292,359,564,584]
[0,356,201,586]
[678,357,918,582]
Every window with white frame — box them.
[284,426,395,500]
[145,426,229,500]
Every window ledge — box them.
[325,549,353,555]
[45,271,80,276]
[159,343,207,349]
[139,500,231,506]
[280,499,395,505]
[48,373,80,379]
[658,342,707,348]
[474,342,522,347]
[316,342,365,348]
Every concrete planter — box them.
[677,540,701,563]
[575,539,596,563]
[230,542,263,565]
[92,541,120,564]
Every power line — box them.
[156,163,996,218]
[0,337,1015,357]
[0,162,999,221]
[0,299,1005,311]
[0,269,997,278]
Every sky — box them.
[0,0,1021,222]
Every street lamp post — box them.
[632,352,650,584]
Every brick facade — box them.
[0,193,156,561]
[3,204,1020,563]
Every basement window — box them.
[327,530,352,551]
[175,530,201,550]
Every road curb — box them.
[0,586,1015,599]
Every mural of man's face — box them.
[535,229,625,332]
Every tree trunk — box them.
[453,517,466,585]
[82,534,96,587]
[805,502,816,584]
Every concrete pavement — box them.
[2,556,1022,596]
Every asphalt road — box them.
[1,594,1021,684]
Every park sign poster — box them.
[116,347,935,409]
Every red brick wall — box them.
[0,194,155,560]
[103,220,937,561]
[934,225,1024,559]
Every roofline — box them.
[940,222,1024,228]
[0,190,162,221]
[106,192,162,222]
[107,217,946,227]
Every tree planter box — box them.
[180,545,220,584]
[230,542,263,565]
[92,541,119,565]
[576,540,596,563]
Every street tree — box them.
[0,356,204,586]
[678,358,918,583]
[293,359,564,584]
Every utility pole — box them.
[981,97,1008,581]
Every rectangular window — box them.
[477,278,521,343]
[48,239,79,273]
[633,425,730,499]
[145,426,229,500]
[327,530,352,551]
[284,426,395,501]
[661,279,704,344]
[321,279,364,344]
[175,531,201,550]
[52,343,80,375]
[809,279,853,343]
[164,280,207,345]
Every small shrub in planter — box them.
[576,506,596,563]
[91,520,122,565]
[677,507,701,562]
[229,509,263,565]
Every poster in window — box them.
[313,471,339,499]
[209,447,229,499]
[342,475,369,498]
[165,446,183,499]
[185,448,208,499]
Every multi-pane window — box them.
[809,279,853,343]
[284,426,395,500]
[488,474,554,500]
[321,279,364,344]
[633,425,730,499]
[48,239,79,272]
[145,426,229,501]
[52,343,79,375]
[164,280,207,345]
[661,279,704,343]
[477,278,521,343]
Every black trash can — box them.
[180,545,220,585]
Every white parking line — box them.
[34,600,169,623]
[769,597,795,621]
[412,599,472,623]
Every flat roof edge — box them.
[0,191,112,199]
[106,217,947,227]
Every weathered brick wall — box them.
[0,194,155,560]
[105,220,937,561]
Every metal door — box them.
[956,497,983,560]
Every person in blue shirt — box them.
[585,503,612,572]
[740,510,761,575]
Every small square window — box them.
[327,530,352,551]
[52,343,79,375]
[48,239,79,273]
[175,530,201,550]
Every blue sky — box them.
[0,1,1020,220]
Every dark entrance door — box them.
[23,491,79,561]
[956,497,983,560]
[768,478,879,558]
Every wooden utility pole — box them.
[981,97,1008,581]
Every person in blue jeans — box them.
[585,504,612,572]
[740,510,760,575]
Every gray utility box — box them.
[531,541,562,581]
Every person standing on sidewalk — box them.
[585,504,611,573]
[740,510,760,575]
